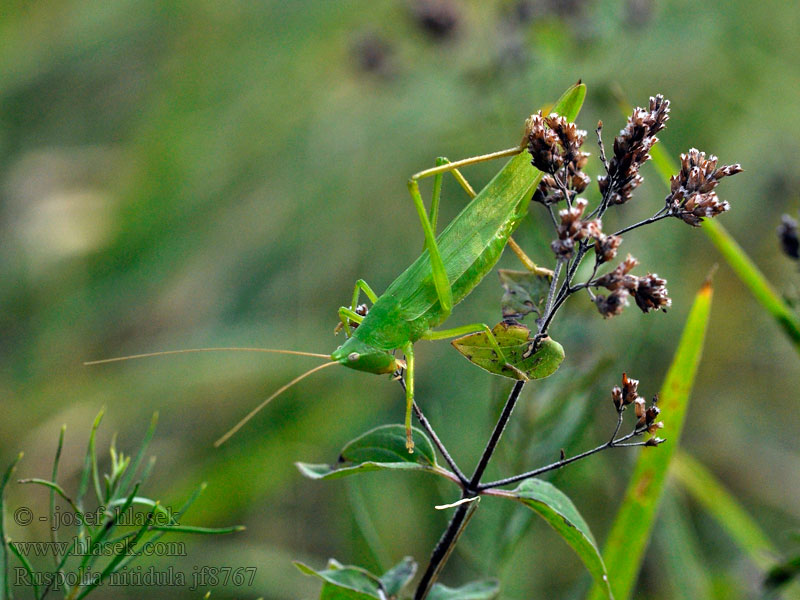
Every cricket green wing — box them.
[383,83,586,332]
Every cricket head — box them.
[332,336,397,374]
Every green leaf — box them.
[552,80,587,125]
[428,579,500,600]
[296,425,449,481]
[1,452,23,600]
[497,478,612,599]
[646,118,800,355]
[670,450,775,570]
[294,561,384,600]
[451,323,564,380]
[379,556,416,596]
[498,269,551,320]
[587,279,714,600]
[655,492,713,600]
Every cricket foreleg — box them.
[335,279,378,336]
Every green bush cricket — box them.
[87,82,585,451]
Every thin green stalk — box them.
[1,453,23,600]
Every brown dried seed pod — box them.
[621,373,639,405]
[633,273,671,313]
[778,213,800,259]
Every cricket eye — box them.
[347,352,360,362]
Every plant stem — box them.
[413,401,469,486]
[478,422,648,490]
[414,381,526,599]
[468,381,525,487]
[397,378,469,486]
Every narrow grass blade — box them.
[50,425,65,567]
[1,452,23,600]
[77,409,104,525]
[6,541,38,600]
[78,483,140,576]
[117,412,158,493]
[76,503,157,600]
[671,450,775,570]
[656,492,712,600]
[17,479,84,525]
[587,279,714,600]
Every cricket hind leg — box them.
[336,279,378,336]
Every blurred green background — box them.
[2,0,799,598]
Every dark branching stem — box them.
[413,381,526,600]
[612,208,670,237]
[397,378,469,486]
[479,413,650,491]
[413,401,469,486]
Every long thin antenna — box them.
[213,360,338,447]
[84,347,331,366]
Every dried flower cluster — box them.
[524,93,739,322]
[528,112,590,205]
[592,254,670,317]
[666,149,742,226]
[778,213,799,260]
[551,198,601,258]
[610,373,665,446]
[599,95,670,206]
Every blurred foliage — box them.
[1,0,799,598]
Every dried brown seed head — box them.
[411,0,460,39]
[645,436,665,447]
[645,405,661,425]
[594,289,629,318]
[778,213,799,260]
[551,198,601,258]
[668,148,741,225]
[596,254,639,291]
[621,373,639,405]
[595,234,622,264]
[611,385,623,410]
[633,273,671,313]
[528,112,565,174]
[634,396,646,420]
[598,95,670,206]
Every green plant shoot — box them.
[87,82,586,452]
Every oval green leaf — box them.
[294,560,384,600]
[428,579,501,600]
[451,322,564,380]
[379,556,417,596]
[296,424,444,481]
[498,478,613,599]
[499,268,552,320]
